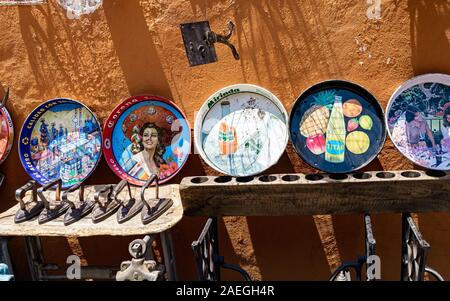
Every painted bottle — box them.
[325,96,346,163]
[218,101,238,155]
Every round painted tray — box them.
[0,105,14,165]
[289,80,386,173]
[194,84,289,177]
[386,73,450,170]
[19,98,102,189]
[103,95,191,186]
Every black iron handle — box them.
[62,183,84,209]
[206,21,240,60]
[37,179,62,207]
[15,180,38,210]
[94,184,114,205]
[113,179,133,205]
[140,174,159,204]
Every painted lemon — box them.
[359,115,373,130]
[346,131,370,154]
[343,99,363,118]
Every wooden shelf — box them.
[180,170,450,216]
[2,169,450,235]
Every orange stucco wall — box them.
[0,0,449,280]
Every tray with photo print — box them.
[289,80,386,173]
[194,84,289,177]
[387,73,450,170]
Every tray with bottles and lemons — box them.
[289,80,386,174]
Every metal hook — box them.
[206,21,240,60]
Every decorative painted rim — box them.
[194,84,289,177]
[386,73,450,170]
[18,98,102,189]
[0,106,14,165]
[103,95,191,186]
[289,80,386,173]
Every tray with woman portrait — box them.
[103,95,191,186]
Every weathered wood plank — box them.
[0,184,182,237]
[180,170,450,216]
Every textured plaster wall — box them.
[0,0,449,280]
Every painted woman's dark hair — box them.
[444,107,450,128]
[405,105,419,123]
[136,122,166,167]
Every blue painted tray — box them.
[18,98,102,188]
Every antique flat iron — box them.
[14,180,44,223]
[140,175,173,225]
[116,179,143,224]
[62,183,95,226]
[91,184,120,223]
[37,179,71,224]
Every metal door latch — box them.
[180,20,240,66]
[116,235,165,281]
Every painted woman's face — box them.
[142,127,158,150]
[446,114,450,123]
[414,112,423,122]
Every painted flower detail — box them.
[159,161,178,178]
[166,115,174,125]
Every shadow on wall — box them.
[103,0,173,98]
[407,0,450,74]
[229,0,342,93]
[17,2,113,98]
[245,216,331,280]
